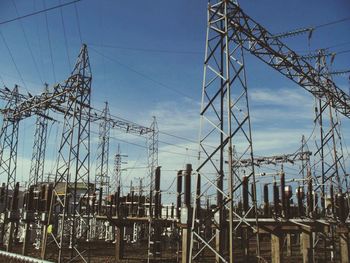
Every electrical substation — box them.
[0,0,349,262]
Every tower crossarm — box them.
[228,151,312,167]
[0,80,73,121]
[0,87,54,121]
[89,109,153,135]
[0,85,153,135]
[0,87,29,102]
[224,2,350,118]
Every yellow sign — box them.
[47,225,53,234]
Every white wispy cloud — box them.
[250,87,314,107]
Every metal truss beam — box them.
[228,150,312,168]
[1,88,153,136]
[223,2,350,118]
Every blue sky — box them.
[0,0,349,203]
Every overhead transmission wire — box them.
[59,0,71,70]
[90,114,203,149]
[88,43,202,55]
[89,47,197,102]
[74,2,83,44]
[98,126,317,174]
[273,15,350,39]
[0,0,81,26]
[91,104,216,151]
[325,41,350,50]
[90,26,339,181]
[275,16,350,63]
[315,16,350,30]
[161,176,177,193]
[123,153,143,188]
[336,49,350,55]
[11,0,44,85]
[88,30,345,170]
[0,30,28,90]
[90,108,321,171]
[0,74,6,87]
[42,0,56,83]
[90,130,201,163]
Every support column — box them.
[176,170,183,219]
[181,164,192,263]
[182,228,189,263]
[340,233,349,263]
[301,231,312,263]
[115,226,124,262]
[271,233,281,263]
[22,186,35,255]
[286,233,292,257]
[153,166,161,258]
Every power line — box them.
[59,0,71,70]
[325,41,350,50]
[0,30,27,90]
[89,47,198,101]
[314,16,350,29]
[97,130,200,159]
[42,0,56,83]
[0,74,6,87]
[0,0,81,26]
[159,130,198,144]
[273,16,350,39]
[158,139,198,153]
[162,176,177,193]
[88,43,203,55]
[74,2,83,44]
[337,49,350,55]
[11,0,44,85]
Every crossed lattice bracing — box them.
[0,44,158,262]
[147,117,159,217]
[0,86,20,210]
[95,102,111,197]
[190,1,350,262]
[41,44,92,262]
[110,144,124,195]
[28,86,50,187]
[312,50,349,221]
[223,4,350,118]
[190,1,260,262]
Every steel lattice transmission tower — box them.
[313,50,349,216]
[147,116,159,217]
[41,44,92,262]
[111,144,125,195]
[0,86,20,210]
[0,85,20,248]
[95,102,111,197]
[28,85,50,187]
[189,1,261,262]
